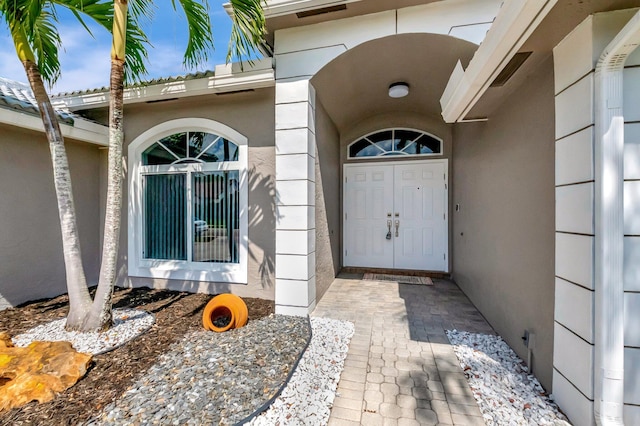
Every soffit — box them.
[311,33,477,133]
[265,0,440,45]
[466,0,640,119]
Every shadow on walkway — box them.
[312,275,494,425]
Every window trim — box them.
[128,118,248,284]
[347,128,443,160]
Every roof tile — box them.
[0,77,75,124]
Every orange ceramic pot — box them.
[202,294,248,332]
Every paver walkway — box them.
[311,275,495,426]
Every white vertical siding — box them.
[553,9,640,425]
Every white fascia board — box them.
[225,0,361,18]
[0,108,108,146]
[54,58,275,111]
[440,0,558,123]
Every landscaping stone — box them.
[12,309,155,355]
[446,330,571,425]
[87,315,312,425]
[250,317,354,426]
[0,340,91,411]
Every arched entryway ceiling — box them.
[311,33,478,133]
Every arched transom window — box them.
[142,132,239,165]
[348,128,442,159]
[129,119,248,284]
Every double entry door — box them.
[343,160,448,271]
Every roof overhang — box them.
[0,108,108,146]
[224,0,361,19]
[54,58,274,111]
[439,0,558,123]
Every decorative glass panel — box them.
[142,141,179,165]
[187,132,208,158]
[159,133,188,158]
[192,171,240,263]
[394,129,420,151]
[350,139,380,158]
[367,130,393,144]
[142,132,239,165]
[415,134,441,154]
[143,174,187,260]
[200,137,239,162]
[348,129,442,158]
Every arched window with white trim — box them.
[128,118,248,284]
[348,128,442,159]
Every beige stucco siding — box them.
[115,88,276,300]
[315,99,341,302]
[451,56,555,390]
[0,123,101,308]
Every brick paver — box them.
[312,276,495,425]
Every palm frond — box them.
[55,0,151,84]
[123,16,150,84]
[128,0,154,24]
[172,0,214,69]
[53,0,112,35]
[226,0,266,64]
[128,0,157,23]
[1,0,42,43]
[28,6,62,85]
[24,0,45,33]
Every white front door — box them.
[343,160,448,272]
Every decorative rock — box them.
[446,330,571,426]
[250,317,355,426]
[87,315,312,426]
[0,340,91,411]
[12,309,155,355]
[0,333,13,348]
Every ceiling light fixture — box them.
[388,82,409,98]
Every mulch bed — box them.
[0,287,274,426]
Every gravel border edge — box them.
[235,315,314,425]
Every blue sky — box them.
[0,1,238,94]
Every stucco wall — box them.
[314,99,341,302]
[114,88,276,300]
[0,123,101,308]
[451,56,556,390]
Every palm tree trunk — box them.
[81,0,128,331]
[22,59,93,328]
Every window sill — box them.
[128,261,248,285]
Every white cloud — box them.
[0,25,111,93]
[0,35,30,84]
[52,24,112,93]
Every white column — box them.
[274,77,317,316]
[552,17,597,426]
[552,10,640,425]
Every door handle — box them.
[395,220,400,237]
[386,220,392,240]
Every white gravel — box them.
[249,317,355,426]
[12,309,155,355]
[446,330,571,426]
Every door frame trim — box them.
[342,159,449,273]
